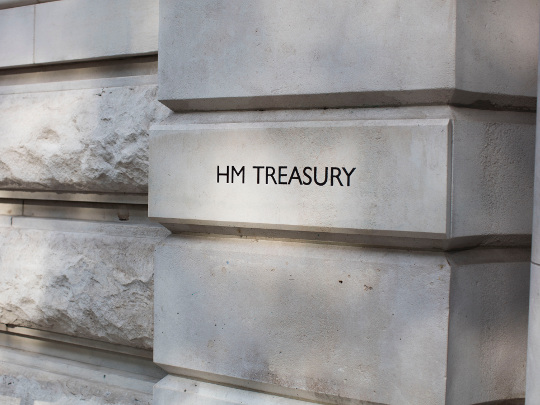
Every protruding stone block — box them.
[154,235,530,404]
[150,110,450,237]
[158,0,539,111]
[149,107,535,241]
[155,235,451,404]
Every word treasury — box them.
[217,165,356,186]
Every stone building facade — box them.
[0,1,539,404]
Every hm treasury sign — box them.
[149,113,449,236]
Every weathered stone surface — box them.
[0,344,156,405]
[155,234,451,404]
[155,375,310,405]
[0,362,152,405]
[0,84,170,193]
[0,218,169,349]
[451,110,536,238]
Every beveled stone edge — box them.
[154,222,531,251]
[155,364,384,405]
[159,89,536,113]
[0,0,56,10]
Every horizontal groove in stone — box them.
[20,200,151,224]
[0,330,165,388]
[0,56,157,93]
[2,325,154,360]
[8,216,169,239]
[0,190,148,204]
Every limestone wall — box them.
[0,1,537,404]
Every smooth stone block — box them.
[150,113,450,237]
[155,375,312,405]
[158,0,538,111]
[159,0,454,110]
[456,0,539,98]
[155,235,451,404]
[35,0,158,64]
[531,105,540,263]
[527,262,540,403]
[0,84,170,193]
[446,249,530,404]
[0,6,34,67]
[0,217,169,349]
[155,236,530,404]
[149,107,535,240]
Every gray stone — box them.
[150,111,450,237]
[0,217,169,349]
[530,104,540,264]
[0,6,33,67]
[158,0,538,111]
[149,107,535,240]
[155,234,451,404]
[447,249,530,404]
[35,0,159,64]
[527,262,540,404]
[155,375,311,405]
[154,235,530,404]
[0,84,170,193]
[158,0,455,110]
[456,0,539,97]
[451,111,536,238]
[0,344,155,405]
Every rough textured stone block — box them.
[451,110,536,238]
[0,84,170,193]
[0,6,33,67]
[155,235,451,404]
[35,0,159,64]
[0,217,169,349]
